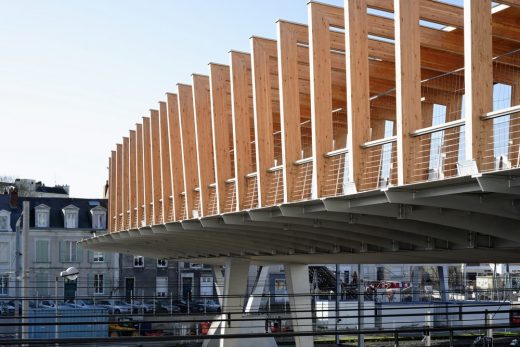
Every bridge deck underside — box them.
[82,169,520,264]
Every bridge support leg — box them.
[285,264,314,347]
[219,258,249,347]
[205,261,277,347]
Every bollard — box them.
[423,310,431,346]
[394,331,399,347]
[486,312,493,340]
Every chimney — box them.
[8,186,18,209]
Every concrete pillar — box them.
[285,264,314,347]
[220,258,250,347]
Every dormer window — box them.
[0,210,11,231]
[62,205,79,229]
[90,206,107,230]
[34,204,50,228]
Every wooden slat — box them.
[178,84,199,219]
[346,0,371,190]
[136,124,144,228]
[230,51,256,210]
[150,109,162,224]
[122,136,129,230]
[251,37,278,206]
[167,93,185,221]
[277,21,305,203]
[142,117,152,225]
[192,74,216,216]
[129,130,137,229]
[109,151,116,232]
[309,2,336,197]
[395,0,422,185]
[159,101,173,223]
[464,0,494,170]
[115,143,123,230]
[209,63,234,213]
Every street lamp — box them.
[55,267,79,341]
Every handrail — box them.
[294,157,313,165]
[410,119,465,137]
[208,183,216,188]
[481,104,520,121]
[267,165,283,172]
[325,147,348,157]
[225,177,236,184]
[361,136,397,149]
[245,171,258,178]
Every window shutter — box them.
[76,244,83,262]
[59,241,65,262]
[104,274,111,295]
[88,251,93,263]
[87,273,93,296]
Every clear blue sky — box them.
[0,0,342,198]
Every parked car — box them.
[97,300,132,314]
[0,301,15,315]
[38,300,57,309]
[64,299,103,309]
[155,300,181,314]
[193,299,221,313]
[129,300,155,314]
[172,299,190,313]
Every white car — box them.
[96,300,132,314]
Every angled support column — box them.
[245,266,270,313]
[463,0,493,171]
[285,264,314,347]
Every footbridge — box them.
[81,0,520,346]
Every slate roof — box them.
[35,185,68,195]
[0,195,107,231]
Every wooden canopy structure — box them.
[84,0,520,265]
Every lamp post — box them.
[55,267,79,342]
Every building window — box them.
[157,259,167,268]
[0,210,11,231]
[0,274,8,295]
[62,205,79,229]
[60,240,79,262]
[94,274,104,294]
[133,256,144,267]
[35,240,50,263]
[93,252,104,262]
[0,242,9,263]
[200,276,213,297]
[34,273,48,296]
[91,206,107,229]
[35,204,50,228]
[156,277,168,297]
